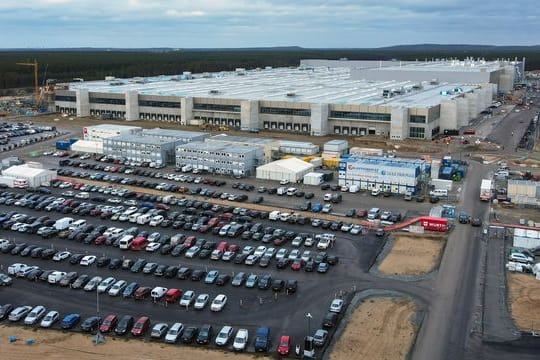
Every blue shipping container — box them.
[69,138,79,144]
[56,140,71,150]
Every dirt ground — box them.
[330,297,417,360]
[494,206,539,226]
[507,273,540,331]
[378,233,447,276]
[0,325,259,360]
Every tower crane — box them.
[16,59,39,104]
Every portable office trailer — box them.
[303,172,324,185]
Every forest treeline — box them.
[0,46,539,90]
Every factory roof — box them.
[177,141,261,154]
[141,128,207,139]
[3,164,54,177]
[67,66,479,108]
[367,59,507,73]
[106,134,176,145]
[86,124,142,131]
[208,134,277,145]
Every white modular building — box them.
[2,163,56,187]
[175,142,264,176]
[140,128,209,144]
[338,156,425,194]
[513,228,540,249]
[70,140,104,154]
[256,158,314,183]
[507,180,540,206]
[103,134,177,166]
[82,124,142,141]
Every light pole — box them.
[306,312,313,337]
[94,286,104,344]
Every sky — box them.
[0,0,538,48]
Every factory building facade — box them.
[55,61,508,140]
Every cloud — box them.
[0,0,538,47]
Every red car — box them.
[228,244,240,253]
[291,258,305,271]
[277,335,291,356]
[95,235,107,245]
[164,288,182,303]
[184,236,196,248]
[217,241,229,252]
[131,316,151,336]
[99,314,118,333]
[134,286,151,300]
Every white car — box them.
[279,179,290,185]
[165,322,184,343]
[40,310,60,328]
[7,263,27,275]
[323,193,332,201]
[179,290,195,307]
[145,242,161,252]
[330,298,344,313]
[185,246,201,258]
[84,276,103,292]
[151,286,168,300]
[149,215,164,227]
[253,246,267,257]
[317,238,331,250]
[108,280,127,296]
[350,225,362,235]
[321,204,333,213]
[53,251,71,262]
[509,252,534,264]
[275,248,289,260]
[288,249,300,260]
[210,294,227,312]
[301,250,312,263]
[215,325,234,346]
[9,306,32,322]
[242,246,255,255]
[194,294,210,310]
[341,223,354,232]
[97,277,116,293]
[233,328,249,351]
[48,271,67,285]
[244,254,260,266]
[264,247,276,258]
[24,305,47,325]
[80,255,97,266]
[150,323,169,338]
[0,239,9,247]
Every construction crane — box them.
[16,59,39,104]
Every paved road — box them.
[412,161,488,360]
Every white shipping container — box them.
[310,157,323,167]
[513,236,540,249]
[431,179,453,191]
[303,172,324,185]
[349,147,383,156]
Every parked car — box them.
[210,294,227,311]
[100,314,118,333]
[313,329,329,346]
[131,316,151,336]
[277,335,291,355]
[81,316,101,332]
[61,313,81,329]
[151,323,169,339]
[40,310,60,328]
[233,328,249,352]
[24,305,47,325]
[215,325,234,346]
[165,322,184,343]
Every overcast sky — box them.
[1,0,538,48]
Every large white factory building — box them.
[54,58,523,140]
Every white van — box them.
[279,212,291,221]
[181,165,193,173]
[323,193,332,201]
[286,188,297,196]
[429,189,448,197]
[349,184,360,193]
[54,217,74,230]
[269,211,281,221]
[68,219,87,232]
[129,213,142,223]
[119,235,135,250]
[137,213,152,225]
[371,188,381,196]
[367,208,381,220]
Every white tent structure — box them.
[2,163,56,187]
[256,158,314,183]
[71,140,103,154]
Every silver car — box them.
[9,306,32,322]
[40,310,60,328]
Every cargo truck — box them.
[480,179,492,201]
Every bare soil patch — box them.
[330,297,417,360]
[508,273,540,331]
[378,233,447,276]
[0,325,258,360]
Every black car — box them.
[59,271,79,286]
[234,253,248,264]
[96,257,110,268]
[26,269,43,281]
[286,279,297,293]
[81,316,101,332]
[39,270,55,282]
[216,274,231,286]
[271,279,285,292]
[108,258,122,270]
[69,253,85,264]
[191,270,207,281]
[322,312,338,328]
[0,303,14,320]
[258,274,272,290]
[196,324,213,345]
[276,258,289,269]
[72,274,90,289]
[114,315,134,335]
[182,326,199,343]
[175,267,191,280]
[305,260,315,272]
[327,255,339,265]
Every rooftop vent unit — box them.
[412,83,423,90]
[430,79,439,85]
[382,89,393,98]
[209,90,220,95]
[286,93,297,97]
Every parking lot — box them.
[0,182,387,356]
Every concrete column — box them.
[181,97,193,125]
[466,92,479,120]
[241,100,259,131]
[389,107,408,140]
[439,100,457,132]
[310,103,328,136]
[456,97,470,127]
[125,91,139,121]
[75,89,90,117]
